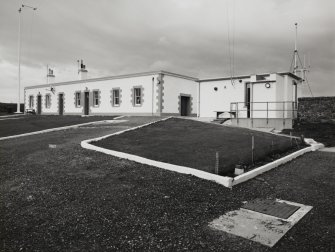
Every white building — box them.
[24,66,301,130]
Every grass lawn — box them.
[94,118,302,175]
[0,115,118,137]
[1,116,334,251]
[282,121,335,147]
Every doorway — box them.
[246,83,251,118]
[180,96,190,116]
[37,95,42,115]
[84,92,89,115]
[58,93,64,115]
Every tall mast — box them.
[294,23,298,75]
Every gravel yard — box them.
[0,116,334,251]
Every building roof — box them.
[25,70,198,90]
[198,72,302,82]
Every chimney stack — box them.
[78,59,88,80]
[47,67,55,84]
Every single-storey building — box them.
[24,65,302,130]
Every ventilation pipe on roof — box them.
[77,59,88,80]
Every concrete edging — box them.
[80,117,324,189]
[232,139,324,186]
[0,118,124,141]
[80,117,234,188]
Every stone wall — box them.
[298,96,335,122]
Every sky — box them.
[0,0,334,103]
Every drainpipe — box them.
[197,81,201,117]
[152,77,154,116]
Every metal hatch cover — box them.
[242,198,300,219]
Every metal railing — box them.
[230,101,298,126]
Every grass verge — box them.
[282,121,335,147]
[0,115,117,137]
[94,118,303,175]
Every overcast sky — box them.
[0,0,334,102]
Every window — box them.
[75,92,81,107]
[93,91,99,107]
[29,96,34,108]
[113,89,120,106]
[134,88,141,106]
[45,94,51,108]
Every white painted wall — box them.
[25,74,159,115]
[199,79,248,118]
[162,75,198,115]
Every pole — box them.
[251,135,254,165]
[294,23,298,75]
[215,152,219,174]
[152,77,154,116]
[16,6,22,113]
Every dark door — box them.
[246,84,251,118]
[180,96,190,116]
[37,95,42,115]
[59,94,64,115]
[84,92,89,115]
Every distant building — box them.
[24,65,301,130]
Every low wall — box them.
[298,97,335,122]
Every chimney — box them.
[78,59,88,80]
[47,68,55,84]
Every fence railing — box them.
[229,101,298,125]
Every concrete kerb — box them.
[80,116,324,189]
[232,139,324,186]
[0,117,126,141]
[80,117,234,188]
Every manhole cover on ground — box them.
[242,198,300,219]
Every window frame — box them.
[93,90,99,107]
[45,94,51,108]
[29,95,34,108]
[134,87,141,106]
[75,92,81,107]
[113,89,120,107]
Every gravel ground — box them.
[0,116,334,251]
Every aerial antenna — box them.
[226,0,236,87]
[289,23,313,96]
[16,1,37,113]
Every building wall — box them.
[199,79,248,118]
[25,74,159,115]
[162,75,198,116]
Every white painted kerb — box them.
[81,117,234,188]
[81,117,324,189]
[232,138,324,186]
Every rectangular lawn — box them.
[94,118,302,175]
[0,115,118,137]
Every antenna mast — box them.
[294,23,298,75]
